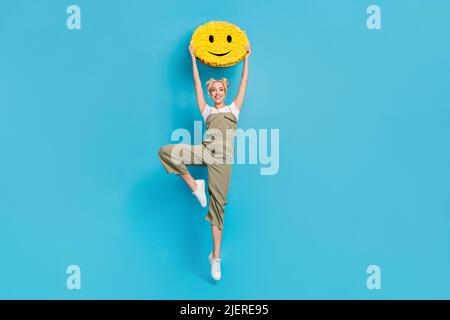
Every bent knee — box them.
[158,145,172,158]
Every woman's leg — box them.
[159,144,205,192]
[159,143,208,207]
[211,224,223,258]
[205,164,232,259]
[206,164,231,280]
[204,164,231,230]
[180,173,197,192]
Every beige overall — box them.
[158,112,238,230]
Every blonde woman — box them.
[158,44,251,281]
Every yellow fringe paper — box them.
[190,21,249,68]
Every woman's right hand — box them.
[188,45,196,59]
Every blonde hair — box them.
[206,78,229,97]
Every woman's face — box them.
[210,82,226,104]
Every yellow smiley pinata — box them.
[190,21,249,68]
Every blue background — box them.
[1,0,449,299]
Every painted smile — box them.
[208,50,231,56]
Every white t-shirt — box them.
[202,102,240,122]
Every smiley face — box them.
[190,21,249,67]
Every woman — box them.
[158,44,250,281]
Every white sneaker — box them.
[192,179,207,207]
[208,252,221,281]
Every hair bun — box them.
[220,78,229,88]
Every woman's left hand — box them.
[244,44,251,59]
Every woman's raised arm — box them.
[189,45,207,114]
[233,44,251,110]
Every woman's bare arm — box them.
[189,45,207,114]
[233,44,251,110]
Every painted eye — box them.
[209,35,214,43]
[227,35,232,43]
